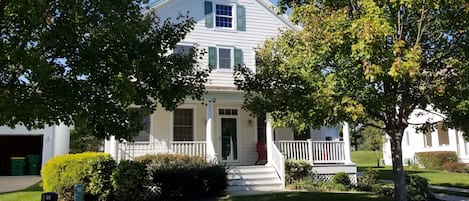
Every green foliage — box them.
[41,152,115,201]
[136,154,227,199]
[415,151,458,170]
[405,175,435,201]
[357,169,381,191]
[285,160,313,184]
[112,160,149,201]
[0,0,210,140]
[332,172,351,188]
[237,0,468,200]
[442,162,468,173]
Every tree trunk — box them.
[390,132,407,201]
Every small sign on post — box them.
[74,183,84,201]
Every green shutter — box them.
[237,5,245,31]
[205,1,213,28]
[209,47,217,70]
[234,48,243,69]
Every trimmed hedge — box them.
[42,152,116,201]
[112,160,149,201]
[135,154,227,199]
[442,162,468,173]
[285,160,313,184]
[415,151,458,170]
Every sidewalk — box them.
[381,179,469,201]
[0,175,41,193]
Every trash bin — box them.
[10,157,26,176]
[41,192,58,201]
[27,154,41,175]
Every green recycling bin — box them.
[10,157,26,176]
[27,154,41,175]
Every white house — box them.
[0,124,70,175]
[383,109,469,166]
[105,0,356,191]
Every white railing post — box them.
[343,122,353,165]
[266,113,273,165]
[206,99,216,161]
[307,139,314,164]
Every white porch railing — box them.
[275,140,346,164]
[170,141,206,157]
[117,140,206,161]
[271,141,285,187]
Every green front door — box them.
[221,118,238,161]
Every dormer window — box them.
[215,5,233,28]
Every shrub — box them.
[357,169,380,191]
[135,154,227,199]
[442,162,467,173]
[332,172,351,188]
[415,151,458,170]
[285,160,313,184]
[406,175,435,201]
[375,175,434,201]
[42,152,116,201]
[112,160,149,201]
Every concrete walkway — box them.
[434,193,469,201]
[0,175,41,193]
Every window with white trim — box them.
[173,109,193,141]
[218,48,232,69]
[215,4,233,28]
[173,45,193,56]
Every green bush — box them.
[357,169,380,191]
[375,175,434,201]
[135,154,227,200]
[42,152,116,201]
[442,162,467,173]
[415,151,458,170]
[112,160,149,201]
[285,160,313,184]
[332,172,351,188]
[406,175,435,201]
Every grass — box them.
[221,192,392,201]
[352,150,383,167]
[0,181,43,201]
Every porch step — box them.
[226,165,283,192]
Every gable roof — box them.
[148,0,299,31]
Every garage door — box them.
[0,135,43,175]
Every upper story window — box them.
[215,5,233,28]
[208,46,243,71]
[204,1,245,31]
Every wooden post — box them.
[343,122,353,164]
[266,113,273,165]
[307,139,314,164]
[205,99,217,161]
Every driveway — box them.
[0,176,41,193]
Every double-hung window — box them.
[173,45,193,56]
[215,5,233,28]
[134,116,151,142]
[173,109,194,141]
[208,46,242,70]
[218,48,232,69]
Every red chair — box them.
[255,142,267,165]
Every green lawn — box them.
[352,150,383,167]
[221,192,391,201]
[0,181,42,201]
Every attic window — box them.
[215,4,233,28]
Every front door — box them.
[221,117,238,161]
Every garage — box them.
[0,125,70,176]
[0,135,43,176]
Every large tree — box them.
[235,0,468,200]
[0,0,209,140]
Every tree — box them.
[0,0,209,140]
[235,0,468,200]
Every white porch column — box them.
[266,113,273,165]
[205,99,216,161]
[342,122,353,164]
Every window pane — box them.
[173,45,193,56]
[134,116,151,141]
[215,4,232,28]
[173,109,193,141]
[219,48,231,69]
